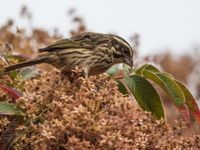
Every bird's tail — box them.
[3,57,48,72]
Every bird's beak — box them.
[125,57,133,68]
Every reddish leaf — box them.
[193,111,200,124]
[176,80,200,125]
[0,84,22,100]
[177,104,190,124]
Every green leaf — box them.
[107,65,128,94]
[18,67,39,80]
[122,64,132,75]
[107,64,120,76]
[135,64,149,75]
[107,64,132,75]
[155,73,185,105]
[144,64,160,73]
[116,80,128,95]
[142,70,167,92]
[125,75,164,119]
[0,102,23,116]
[139,69,185,106]
[135,64,160,75]
[140,69,190,123]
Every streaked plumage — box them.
[4,32,133,77]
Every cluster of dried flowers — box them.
[8,71,199,149]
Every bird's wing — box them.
[38,39,84,52]
[38,32,110,53]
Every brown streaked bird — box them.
[3,32,133,77]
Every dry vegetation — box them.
[1,69,200,149]
[0,6,200,149]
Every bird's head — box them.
[109,34,133,68]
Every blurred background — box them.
[0,0,200,100]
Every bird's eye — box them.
[122,47,130,56]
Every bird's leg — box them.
[83,67,89,78]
